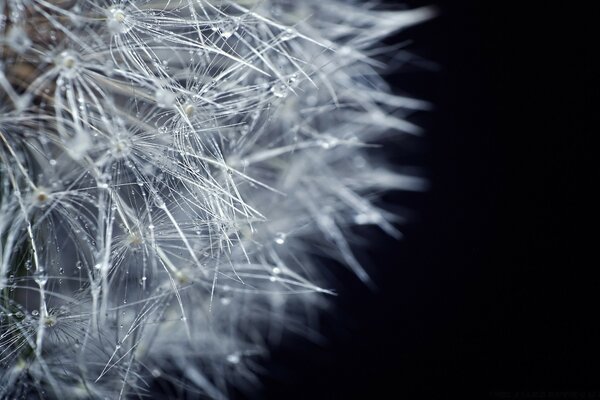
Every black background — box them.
[257,1,594,399]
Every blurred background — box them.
[255,1,594,399]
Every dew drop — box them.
[270,83,288,98]
[280,28,297,41]
[274,232,286,245]
[220,297,231,306]
[226,354,240,364]
[153,195,165,208]
[33,270,48,286]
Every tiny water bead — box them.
[33,270,48,287]
[270,83,288,98]
[215,18,240,39]
[153,195,165,208]
[280,28,297,42]
[238,123,250,136]
[226,353,240,364]
[220,297,231,306]
[274,232,286,245]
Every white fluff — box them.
[0,0,431,398]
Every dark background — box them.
[258,1,594,399]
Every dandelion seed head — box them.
[0,0,432,397]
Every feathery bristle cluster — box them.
[0,0,431,398]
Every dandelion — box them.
[1,0,432,398]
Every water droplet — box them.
[218,19,239,39]
[274,232,286,245]
[270,83,288,98]
[220,297,231,306]
[153,195,165,208]
[280,28,297,41]
[226,354,240,364]
[33,270,48,286]
[238,123,250,136]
